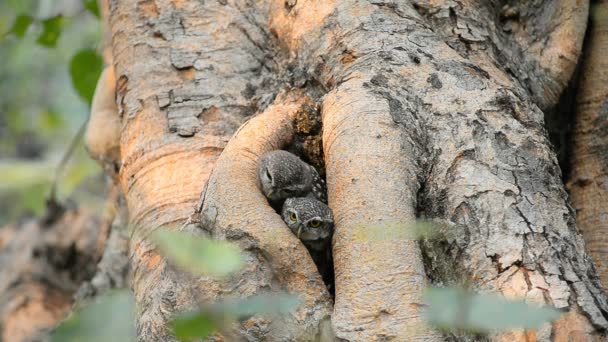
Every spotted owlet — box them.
[281,197,334,287]
[257,150,327,204]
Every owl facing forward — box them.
[281,197,334,288]
[281,197,333,250]
[257,150,327,204]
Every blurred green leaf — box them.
[221,293,300,320]
[51,291,135,342]
[37,15,65,47]
[424,287,561,333]
[0,182,49,224]
[0,160,53,190]
[10,15,33,38]
[69,49,103,104]
[39,109,65,132]
[6,0,36,13]
[172,310,218,341]
[62,148,101,194]
[152,229,244,277]
[172,293,300,342]
[83,0,101,18]
[21,183,48,215]
[0,18,7,36]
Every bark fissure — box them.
[198,92,333,340]
[102,0,608,340]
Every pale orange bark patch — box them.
[426,0,448,7]
[494,330,535,342]
[0,226,15,249]
[498,267,529,299]
[268,0,337,51]
[146,250,163,269]
[200,106,220,122]
[2,285,72,342]
[172,0,188,9]
[340,50,357,64]
[553,308,600,342]
[178,67,196,81]
[137,0,159,17]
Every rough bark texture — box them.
[410,0,588,111]
[108,0,324,339]
[198,91,332,340]
[0,203,112,342]
[269,2,440,336]
[107,0,608,340]
[75,191,130,304]
[267,0,606,339]
[568,1,608,291]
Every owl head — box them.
[281,197,333,248]
[257,150,314,202]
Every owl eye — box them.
[289,212,297,221]
[265,168,273,181]
[308,219,322,228]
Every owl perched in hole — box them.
[257,150,327,204]
[281,197,334,288]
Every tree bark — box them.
[0,200,114,342]
[568,0,608,291]
[105,0,608,340]
[198,91,332,340]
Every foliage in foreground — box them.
[52,225,561,341]
[0,0,104,224]
[4,1,564,340]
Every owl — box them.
[281,197,334,288]
[257,150,327,204]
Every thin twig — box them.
[48,117,88,203]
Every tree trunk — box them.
[104,0,608,340]
[0,195,116,342]
[568,0,608,292]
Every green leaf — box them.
[0,160,53,190]
[62,152,101,194]
[171,293,300,342]
[221,293,300,320]
[10,15,33,38]
[83,0,101,18]
[152,229,244,277]
[6,0,36,13]
[0,182,50,225]
[424,287,561,333]
[172,310,218,342]
[39,109,65,132]
[36,15,65,47]
[69,49,103,104]
[51,291,135,342]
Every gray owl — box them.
[281,197,334,288]
[257,150,327,204]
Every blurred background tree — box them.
[0,0,105,225]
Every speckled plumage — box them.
[257,151,334,289]
[257,150,327,204]
[281,197,334,288]
[281,197,333,248]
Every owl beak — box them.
[297,226,303,239]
